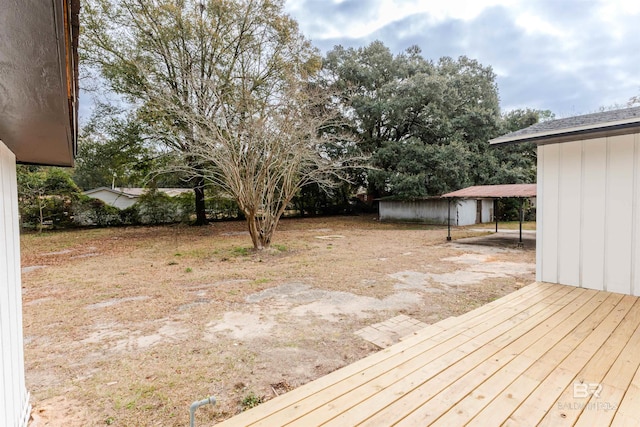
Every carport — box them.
[442,184,537,245]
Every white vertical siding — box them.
[536,145,544,282]
[557,141,582,286]
[0,141,30,426]
[539,133,640,296]
[581,138,607,290]
[633,134,640,296]
[455,200,478,226]
[540,143,560,284]
[604,134,635,294]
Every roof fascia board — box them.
[490,120,640,146]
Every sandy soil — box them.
[20,216,535,426]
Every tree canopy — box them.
[322,41,543,199]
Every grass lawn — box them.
[21,215,535,426]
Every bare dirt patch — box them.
[21,216,535,426]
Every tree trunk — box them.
[38,196,44,233]
[193,177,207,226]
[246,213,264,250]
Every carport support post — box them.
[494,199,498,233]
[446,198,452,241]
[518,198,524,248]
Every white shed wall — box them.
[481,199,494,223]
[456,200,478,226]
[0,141,30,426]
[538,134,640,295]
[87,189,137,209]
[379,199,478,226]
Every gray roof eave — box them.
[491,110,640,146]
[489,107,640,145]
[0,0,78,166]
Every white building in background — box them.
[379,184,536,226]
[83,187,192,210]
[0,1,79,425]
[378,198,484,226]
[492,107,640,296]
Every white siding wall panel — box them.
[0,141,30,426]
[633,134,640,296]
[539,133,640,296]
[555,142,581,286]
[604,135,635,294]
[481,199,493,223]
[378,199,477,226]
[540,144,560,284]
[536,147,544,282]
[456,200,478,226]
[557,141,582,286]
[581,138,607,291]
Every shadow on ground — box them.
[454,230,536,250]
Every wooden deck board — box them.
[423,288,608,427]
[219,282,559,427]
[475,292,630,427]
[538,297,640,427]
[264,285,563,427]
[359,286,588,427]
[215,283,640,427]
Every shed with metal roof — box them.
[492,107,640,296]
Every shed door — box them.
[476,200,482,223]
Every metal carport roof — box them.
[442,184,536,199]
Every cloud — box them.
[286,0,640,115]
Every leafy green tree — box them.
[324,42,502,198]
[17,166,81,231]
[73,104,156,190]
[369,139,471,199]
[490,108,556,184]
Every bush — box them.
[73,196,122,226]
[136,188,178,224]
[119,205,140,225]
[206,195,240,220]
[496,198,535,222]
[173,192,195,223]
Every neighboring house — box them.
[0,1,79,426]
[83,187,192,210]
[379,184,536,226]
[491,107,640,296]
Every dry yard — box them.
[20,216,535,426]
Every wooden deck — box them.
[216,283,640,426]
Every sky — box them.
[284,0,640,117]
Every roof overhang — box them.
[490,112,640,147]
[0,0,79,166]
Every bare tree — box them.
[82,0,320,225]
[172,81,359,250]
